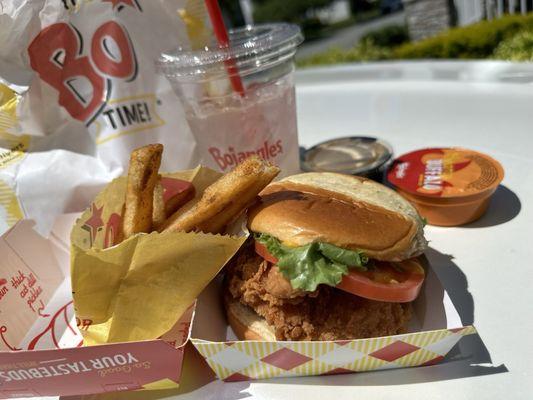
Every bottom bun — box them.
[225,297,277,341]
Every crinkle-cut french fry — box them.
[161,156,280,234]
[122,144,163,238]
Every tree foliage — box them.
[253,0,335,23]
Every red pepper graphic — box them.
[0,326,21,351]
[27,301,83,350]
[104,212,122,248]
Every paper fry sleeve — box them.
[70,166,246,344]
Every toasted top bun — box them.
[248,172,427,261]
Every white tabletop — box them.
[59,61,532,400]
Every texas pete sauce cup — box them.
[386,148,504,226]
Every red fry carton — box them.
[0,215,190,397]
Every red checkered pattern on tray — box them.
[192,326,476,381]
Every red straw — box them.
[204,0,246,96]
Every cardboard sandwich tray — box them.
[0,215,192,398]
[190,261,476,381]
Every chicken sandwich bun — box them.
[224,172,428,341]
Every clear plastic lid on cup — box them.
[157,23,303,86]
[156,24,304,176]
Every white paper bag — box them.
[0,0,301,233]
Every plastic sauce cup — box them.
[387,148,504,226]
[300,136,393,182]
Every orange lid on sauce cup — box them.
[386,148,504,226]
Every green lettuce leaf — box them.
[254,233,368,292]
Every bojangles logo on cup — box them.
[209,140,284,171]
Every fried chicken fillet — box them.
[225,242,412,341]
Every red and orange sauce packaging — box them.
[387,148,504,226]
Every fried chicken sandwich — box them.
[224,172,428,341]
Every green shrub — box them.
[360,24,410,48]
[297,24,407,67]
[298,13,533,67]
[395,13,533,59]
[253,0,333,24]
[493,29,533,61]
[297,40,392,67]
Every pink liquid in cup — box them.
[158,24,303,176]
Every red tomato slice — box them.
[254,241,279,264]
[337,260,425,303]
[254,240,425,303]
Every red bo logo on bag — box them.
[28,21,137,125]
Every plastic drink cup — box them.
[157,24,303,175]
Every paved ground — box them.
[296,11,406,60]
